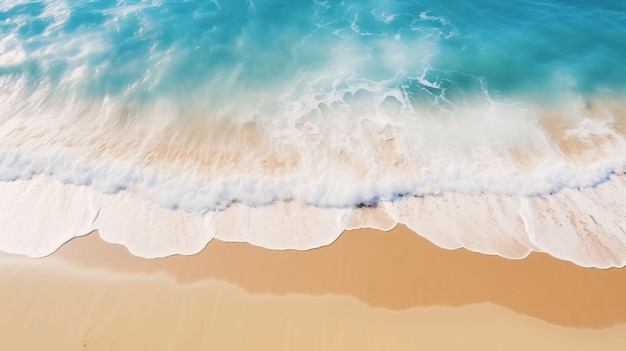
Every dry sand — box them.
[1,225,626,350]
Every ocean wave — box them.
[1,75,626,209]
[1,0,626,267]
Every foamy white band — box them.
[1,175,624,268]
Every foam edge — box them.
[0,175,625,269]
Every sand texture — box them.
[1,225,625,350]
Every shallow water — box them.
[1,1,625,264]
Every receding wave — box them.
[0,0,625,267]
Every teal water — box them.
[0,0,625,210]
[1,1,626,263]
[2,0,625,107]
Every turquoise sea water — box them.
[1,1,626,264]
[0,0,625,209]
[3,1,625,105]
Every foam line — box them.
[1,175,626,269]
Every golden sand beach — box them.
[1,225,625,350]
[2,1,626,350]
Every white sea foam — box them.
[1,173,625,268]
[0,177,97,258]
[93,191,214,258]
[2,76,625,209]
[1,71,626,267]
[391,193,534,259]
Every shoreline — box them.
[1,173,626,268]
[35,224,626,328]
[1,225,626,350]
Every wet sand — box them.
[1,225,626,349]
[54,224,626,328]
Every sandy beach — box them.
[1,225,625,350]
[2,1,626,350]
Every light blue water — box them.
[2,0,625,107]
[0,0,626,211]
[2,1,626,262]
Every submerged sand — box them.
[1,225,625,350]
